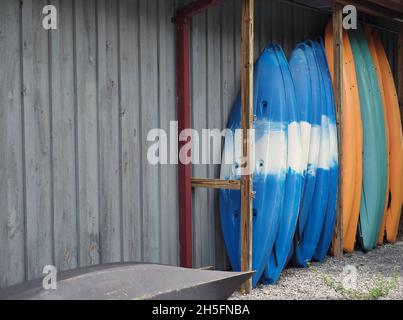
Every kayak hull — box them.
[325,23,363,253]
[349,28,387,251]
[220,46,290,287]
[263,46,303,284]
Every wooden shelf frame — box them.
[172,0,403,294]
[173,0,254,293]
[191,178,241,190]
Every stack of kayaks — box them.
[369,30,403,244]
[325,23,363,253]
[219,24,402,287]
[291,40,338,268]
[220,45,302,287]
[325,23,403,251]
[362,27,403,245]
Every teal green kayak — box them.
[349,29,387,251]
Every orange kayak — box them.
[324,22,363,252]
[369,28,403,243]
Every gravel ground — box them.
[231,238,403,300]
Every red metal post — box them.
[175,17,193,268]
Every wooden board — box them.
[192,178,241,190]
[0,0,25,287]
[97,0,122,263]
[139,0,160,263]
[119,0,143,263]
[157,0,179,265]
[332,3,344,258]
[22,0,54,280]
[50,0,78,272]
[207,4,225,270]
[74,0,100,267]
[240,0,254,294]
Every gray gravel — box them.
[231,238,403,300]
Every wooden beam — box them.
[174,0,225,20]
[191,178,241,190]
[332,2,344,259]
[335,0,403,21]
[365,0,403,14]
[240,0,254,294]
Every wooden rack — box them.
[173,0,402,294]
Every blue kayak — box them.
[263,45,303,284]
[285,43,315,266]
[294,40,330,267]
[292,43,321,248]
[220,46,289,287]
[312,39,339,262]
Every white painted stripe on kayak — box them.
[220,120,310,178]
[288,121,303,174]
[328,122,338,168]
[308,125,321,166]
[318,115,330,170]
[254,123,287,176]
[300,121,312,173]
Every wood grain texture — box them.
[75,0,100,267]
[97,0,122,263]
[50,0,78,272]
[0,0,25,288]
[22,0,54,280]
[240,0,254,294]
[221,0,238,131]
[139,0,161,263]
[207,5,223,268]
[157,0,179,266]
[218,0,239,271]
[191,10,209,268]
[118,0,143,263]
[332,3,344,258]
[191,178,241,190]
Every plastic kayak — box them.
[325,23,363,253]
[363,26,391,246]
[349,28,387,251]
[289,43,321,267]
[312,39,339,262]
[294,40,330,266]
[263,45,303,284]
[371,29,403,243]
[220,46,289,286]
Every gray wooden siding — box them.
[0,0,180,288]
[0,0,398,288]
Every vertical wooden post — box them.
[398,24,403,234]
[332,2,344,258]
[240,0,254,294]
